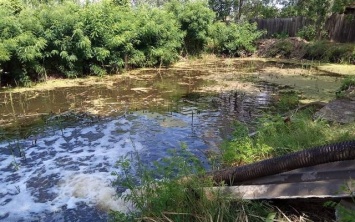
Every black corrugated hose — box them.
[212,140,355,185]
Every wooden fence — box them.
[252,17,311,38]
[326,14,355,43]
[253,15,355,43]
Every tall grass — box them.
[222,109,355,166]
[110,145,273,221]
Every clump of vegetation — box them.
[208,22,264,56]
[271,31,289,39]
[166,0,215,56]
[0,0,268,87]
[336,76,355,98]
[325,180,355,221]
[276,90,300,112]
[0,0,190,85]
[297,25,317,41]
[221,122,273,166]
[297,25,328,41]
[111,145,273,221]
[304,41,355,63]
[222,110,355,166]
[264,39,296,58]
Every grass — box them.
[336,76,355,98]
[222,109,355,167]
[110,145,274,222]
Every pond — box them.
[0,59,342,221]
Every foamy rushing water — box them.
[0,109,222,221]
[0,117,141,221]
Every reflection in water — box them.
[0,70,204,128]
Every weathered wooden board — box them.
[208,160,355,200]
[252,15,355,43]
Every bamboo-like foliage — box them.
[0,0,263,86]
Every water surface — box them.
[0,60,342,221]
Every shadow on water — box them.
[0,60,342,221]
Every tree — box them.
[166,0,215,55]
[208,0,235,21]
[209,21,264,56]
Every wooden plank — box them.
[208,160,355,200]
[207,179,354,200]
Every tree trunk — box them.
[237,0,243,20]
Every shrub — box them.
[304,41,355,63]
[0,1,186,85]
[297,25,317,41]
[221,122,273,165]
[265,39,294,58]
[129,7,183,67]
[209,22,264,56]
[276,90,300,112]
[165,0,215,55]
[336,76,355,98]
[272,31,289,39]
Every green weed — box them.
[336,76,355,98]
[222,110,355,166]
[265,39,295,58]
[305,41,355,63]
[275,90,299,112]
[324,179,355,222]
[111,144,273,221]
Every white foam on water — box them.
[0,117,140,220]
[55,173,133,212]
[0,110,223,221]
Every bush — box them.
[265,39,294,58]
[0,3,46,85]
[336,76,355,98]
[297,25,317,41]
[208,22,264,56]
[0,1,186,85]
[221,122,273,165]
[165,0,215,55]
[129,7,183,67]
[304,41,355,63]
